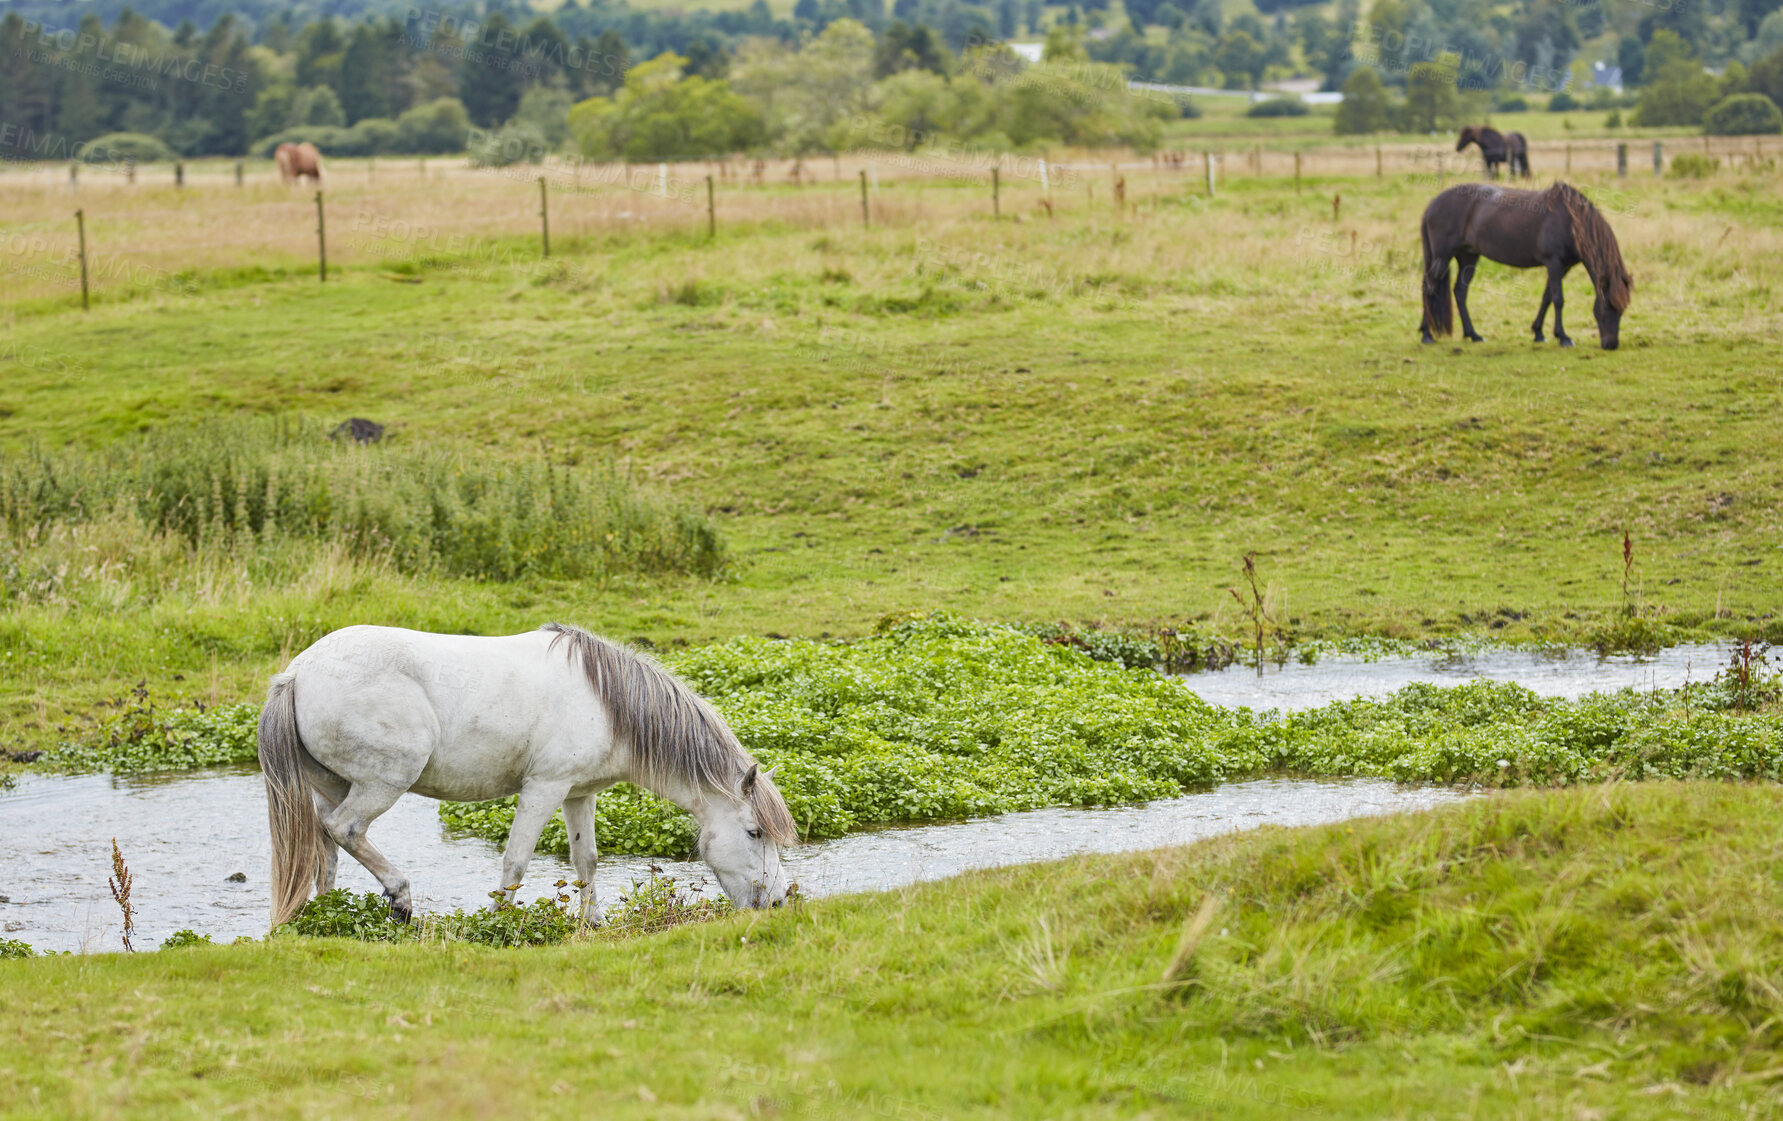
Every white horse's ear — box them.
[761,765,778,780]
[741,763,759,795]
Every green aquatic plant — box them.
[30,617,1783,860]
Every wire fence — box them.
[0,135,1773,307]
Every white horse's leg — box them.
[321,782,413,922]
[562,794,599,925]
[495,780,573,910]
[311,789,341,893]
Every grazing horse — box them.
[258,623,797,928]
[1419,182,1632,350]
[274,141,323,186]
[1456,126,1531,179]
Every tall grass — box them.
[0,418,727,588]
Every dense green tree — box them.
[568,52,763,160]
[1749,45,1783,106]
[459,13,525,127]
[295,20,345,91]
[338,25,391,123]
[1334,65,1393,133]
[875,21,951,76]
[1617,35,1645,87]
[1400,61,1460,131]
[1633,33,1718,125]
[1214,30,1265,88]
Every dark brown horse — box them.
[1419,182,1632,350]
[1456,126,1530,179]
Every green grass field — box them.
[4,783,1781,1119]
[3,135,1782,1121]
[2,167,1780,740]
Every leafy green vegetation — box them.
[3,783,1780,1118]
[279,872,732,948]
[440,617,1783,856]
[1,418,727,585]
[39,617,1779,861]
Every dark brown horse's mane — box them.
[1548,182,1633,311]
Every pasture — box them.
[1,148,1780,736]
[2,140,1782,1118]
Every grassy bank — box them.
[3,782,1780,1118]
[2,168,1781,742]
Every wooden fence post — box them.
[1375,145,1382,177]
[315,191,326,282]
[75,208,89,311]
[859,169,869,227]
[538,176,550,258]
[1205,151,1216,196]
[1652,141,1663,176]
[706,174,716,240]
[235,160,244,187]
[1617,143,1627,177]
[1294,151,1302,193]
[991,167,1000,219]
[175,161,184,188]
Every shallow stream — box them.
[2,642,1718,953]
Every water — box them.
[3,642,1722,954]
[0,770,1461,953]
[1179,642,1729,712]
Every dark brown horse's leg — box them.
[1547,265,1574,347]
[1531,289,1550,342]
[1454,253,1485,342]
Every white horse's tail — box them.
[259,673,323,929]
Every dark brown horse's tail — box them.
[1420,220,1453,337]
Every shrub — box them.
[1702,93,1783,135]
[250,126,357,159]
[1548,91,1579,111]
[1246,96,1309,117]
[1669,152,1721,178]
[395,98,471,154]
[0,418,729,586]
[349,118,400,154]
[1494,95,1529,112]
[158,929,213,949]
[281,889,413,942]
[281,890,583,946]
[1606,109,1623,127]
[468,122,551,167]
[0,938,33,959]
[79,132,176,164]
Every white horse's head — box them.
[696,764,792,908]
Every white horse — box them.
[257,623,795,929]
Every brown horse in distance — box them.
[1419,182,1632,350]
[275,142,323,186]
[1456,126,1530,179]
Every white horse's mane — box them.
[540,623,796,843]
